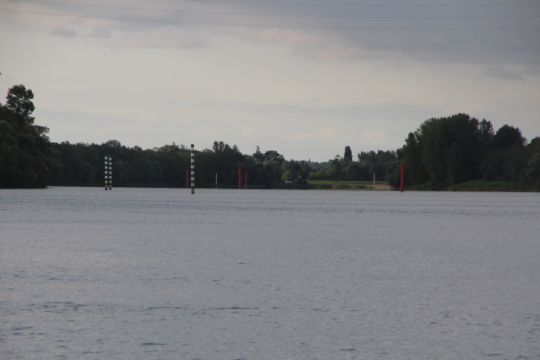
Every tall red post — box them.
[244,170,248,189]
[237,165,243,189]
[185,166,190,188]
[400,163,405,193]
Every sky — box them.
[0,0,539,161]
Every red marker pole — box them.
[400,163,405,193]
[237,165,243,189]
[244,170,248,189]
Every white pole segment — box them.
[190,144,195,195]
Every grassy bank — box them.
[306,179,533,192]
[407,180,531,192]
[448,180,515,192]
[308,180,391,190]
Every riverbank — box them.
[308,179,538,192]
[4,179,535,192]
[307,180,392,191]
[411,180,537,192]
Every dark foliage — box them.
[48,140,292,188]
[311,147,398,182]
[395,114,540,190]
[343,146,353,163]
[1,83,537,192]
[0,85,58,188]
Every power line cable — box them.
[7,0,540,7]
[154,0,540,6]
[1,8,539,30]
[8,0,540,19]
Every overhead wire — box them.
[5,0,540,19]
[142,0,540,6]
[1,0,539,31]
[1,8,538,30]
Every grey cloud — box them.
[485,67,525,81]
[214,0,540,66]
[7,0,211,49]
[86,27,112,39]
[8,0,540,66]
[247,101,439,121]
[338,27,540,66]
[50,27,78,38]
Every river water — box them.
[1,187,539,359]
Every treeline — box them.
[50,142,396,188]
[311,147,398,183]
[49,141,295,188]
[396,113,540,190]
[1,83,539,190]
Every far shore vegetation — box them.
[1,82,539,191]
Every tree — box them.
[263,150,284,164]
[397,114,486,188]
[281,160,310,185]
[0,84,57,188]
[343,146,353,163]
[493,125,525,149]
[5,85,35,121]
[327,155,344,180]
[479,119,494,146]
[398,132,425,185]
[357,150,398,182]
[253,146,264,162]
[527,153,540,190]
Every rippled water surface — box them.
[1,187,539,359]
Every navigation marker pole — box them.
[237,165,243,189]
[400,162,405,193]
[104,156,107,190]
[190,144,195,195]
[104,155,112,190]
[108,156,112,190]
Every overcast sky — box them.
[1,0,539,160]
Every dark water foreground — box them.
[1,188,539,359]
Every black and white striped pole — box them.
[104,155,112,190]
[104,155,107,190]
[190,144,195,195]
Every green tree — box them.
[343,146,353,163]
[0,84,57,188]
[281,160,310,185]
[493,125,525,149]
[398,114,487,188]
[5,85,35,121]
[329,155,344,180]
[398,132,427,185]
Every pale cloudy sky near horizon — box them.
[0,0,539,160]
